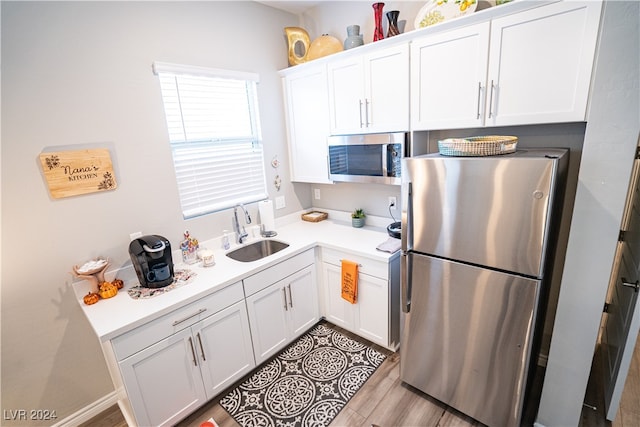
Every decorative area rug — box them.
[219,322,386,427]
[126,268,197,299]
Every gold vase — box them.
[285,27,311,66]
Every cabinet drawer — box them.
[112,282,244,361]
[321,248,388,279]
[243,249,314,296]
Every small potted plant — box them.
[351,209,366,228]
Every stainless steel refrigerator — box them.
[400,149,568,427]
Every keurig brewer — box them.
[129,235,174,288]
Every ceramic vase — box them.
[372,2,385,42]
[344,25,364,50]
[352,217,365,228]
[386,10,400,37]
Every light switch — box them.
[275,196,286,210]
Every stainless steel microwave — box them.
[327,133,406,185]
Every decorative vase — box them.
[372,3,385,42]
[352,217,365,228]
[386,10,400,37]
[344,25,364,50]
[307,34,344,60]
[284,27,310,66]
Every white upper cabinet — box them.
[282,64,332,183]
[411,1,602,130]
[411,22,490,130]
[328,43,410,135]
[486,1,602,126]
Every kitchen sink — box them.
[225,239,289,262]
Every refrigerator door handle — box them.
[402,182,413,252]
[401,253,412,313]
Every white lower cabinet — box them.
[321,248,400,350]
[112,283,254,427]
[245,250,319,364]
[103,247,394,426]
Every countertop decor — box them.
[351,209,366,228]
[73,210,398,342]
[301,210,328,222]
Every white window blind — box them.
[154,62,268,219]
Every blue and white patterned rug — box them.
[219,322,386,427]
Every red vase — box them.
[373,2,385,42]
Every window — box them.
[153,62,268,219]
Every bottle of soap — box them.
[222,230,231,250]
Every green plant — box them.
[351,209,365,219]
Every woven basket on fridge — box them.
[437,135,518,157]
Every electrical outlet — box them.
[130,231,143,241]
[388,197,397,210]
[275,196,286,210]
[314,188,321,200]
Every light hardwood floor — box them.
[81,326,640,427]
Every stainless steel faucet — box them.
[233,204,252,244]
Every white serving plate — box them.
[414,0,478,29]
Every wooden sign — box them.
[39,148,117,199]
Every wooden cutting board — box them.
[39,148,117,199]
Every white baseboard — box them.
[51,392,119,427]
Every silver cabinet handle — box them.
[172,308,207,326]
[476,82,482,119]
[359,99,364,128]
[339,259,362,267]
[282,287,288,311]
[287,284,293,308]
[488,80,495,118]
[196,332,206,361]
[365,99,371,127]
[621,277,640,292]
[188,337,198,366]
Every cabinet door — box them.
[119,328,206,427]
[327,56,364,134]
[246,281,289,364]
[283,65,332,183]
[486,1,602,126]
[411,23,490,130]
[322,262,355,330]
[287,265,319,337]
[196,301,255,398]
[354,272,389,346]
[365,43,410,133]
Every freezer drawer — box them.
[400,254,539,427]
[402,150,567,277]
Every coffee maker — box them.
[129,235,174,288]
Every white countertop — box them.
[74,212,400,342]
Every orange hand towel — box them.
[341,260,359,304]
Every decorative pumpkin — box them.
[112,278,124,290]
[98,281,118,299]
[83,292,100,305]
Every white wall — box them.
[536,2,640,425]
[0,1,306,423]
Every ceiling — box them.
[254,1,321,15]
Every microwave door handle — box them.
[382,144,388,177]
